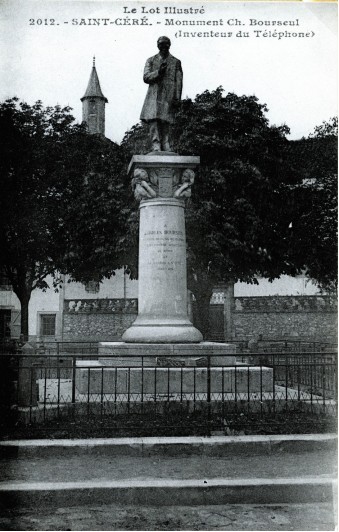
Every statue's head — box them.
[157,36,171,53]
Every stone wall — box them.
[61,295,337,343]
[62,313,137,341]
[231,295,337,342]
[62,299,137,341]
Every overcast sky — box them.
[0,1,337,144]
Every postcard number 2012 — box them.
[29,19,56,25]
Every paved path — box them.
[0,450,336,483]
[0,502,335,530]
[0,436,336,530]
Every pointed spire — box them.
[81,59,108,102]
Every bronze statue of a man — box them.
[140,36,183,152]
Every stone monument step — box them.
[98,341,236,367]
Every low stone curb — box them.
[0,434,336,458]
[0,477,334,508]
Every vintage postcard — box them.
[0,0,337,530]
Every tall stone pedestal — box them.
[122,154,202,343]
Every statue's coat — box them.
[140,53,183,124]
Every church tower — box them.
[81,57,108,135]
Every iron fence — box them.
[34,341,100,355]
[0,351,336,437]
[222,339,337,354]
[0,340,100,355]
[2,338,335,356]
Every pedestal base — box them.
[76,364,273,395]
[76,342,273,398]
[98,341,236,366]
[122,321,203,344]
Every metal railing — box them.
[250,340,337,353]
[35,341,100,355]
[0,340,100,355]
[0,351,336,437]
[1,338,335,355]
[206,339,337,354]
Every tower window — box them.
[89,100,96,113]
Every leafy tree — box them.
[0,98,128,339]
[121,122,151,160]
[51,128,135,283]
[122,88,301,337]
[287,117,337,293]
[309,116,338,139]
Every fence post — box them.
[18,343,38,407]
[71,355,76,405]
[207,354,211,435]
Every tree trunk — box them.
[6,267,33,343]
[18,293,30,342]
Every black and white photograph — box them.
[0,0,337,530]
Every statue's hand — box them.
[158,61,167,77]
